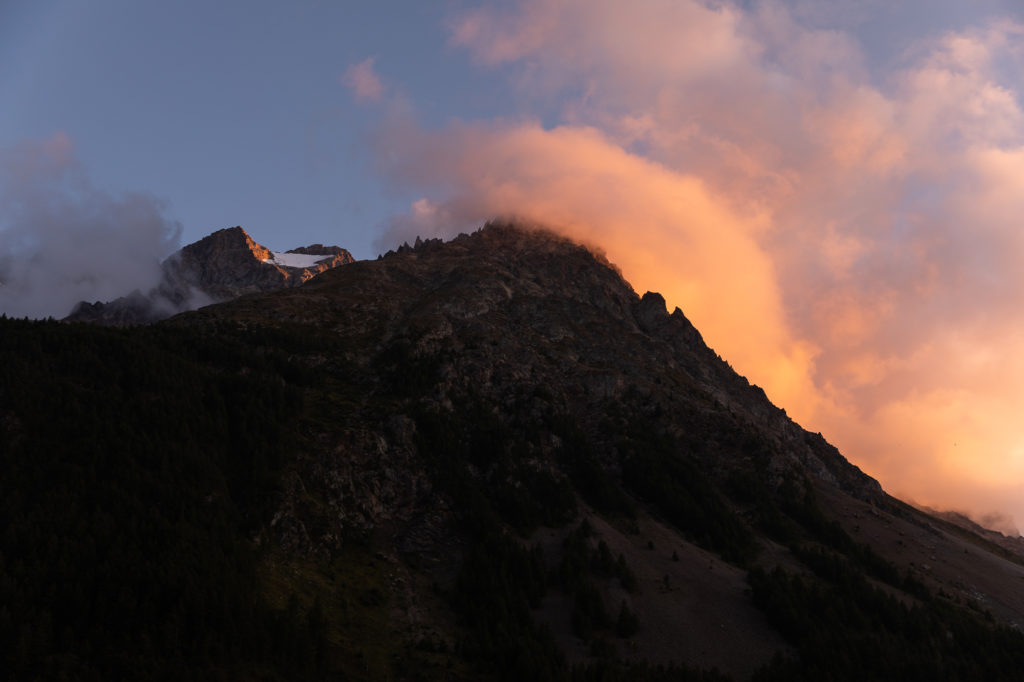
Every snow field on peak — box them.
[263,252,332,268]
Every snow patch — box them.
[263,252,332,268]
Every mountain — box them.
[5,221,1024,680]
[65,225,354,325]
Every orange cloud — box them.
[369,2,1024,529]
[375,120,821,421]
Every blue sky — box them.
[0,0,520,257]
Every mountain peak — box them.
[65,226,354,325]
[183,225,272,262]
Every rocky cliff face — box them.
[65,226,354,325]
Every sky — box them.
[4,0,1024,532]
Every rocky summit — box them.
[65,225,354,325]
[6,221,1024,681]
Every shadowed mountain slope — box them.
[5,221,1024,680]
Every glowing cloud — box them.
[374,120,819,421]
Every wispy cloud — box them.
[360,0,1024,525]
[0,133,181,319]
[341,57,385,102]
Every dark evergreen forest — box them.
[4,315,1024,681]
[0,317,326,680]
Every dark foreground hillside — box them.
[4,222,1024,680]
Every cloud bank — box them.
[0,133,181,319]
[362,1,1024,527]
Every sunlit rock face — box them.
[65,226,354,325]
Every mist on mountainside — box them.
[0,134,181,319]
